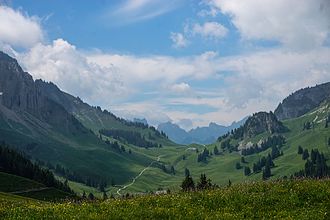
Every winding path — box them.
[10,187,49,194]
[116,155,164,196]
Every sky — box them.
[0,0,329,130]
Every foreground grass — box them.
[1,179,329,219]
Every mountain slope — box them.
[0,51,171,189]
[275,82,330,120]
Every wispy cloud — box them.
[106,0,183,25]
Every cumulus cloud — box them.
[192,22,228,40]
[170,82,191,93]
[207,0,330,49]
[170,32,188,48]
[16,39,128,107]
[0,6,43,48]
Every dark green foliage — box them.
[298,145,303,154]
[271,145,281,159]
[262,164,271,180]
[325,115,330,128]
[82,191,86,199]
[213,146,219,155]
[303,121,312,130]
[88,193,95,200]
[53,163,106,189]
[220,139,238,152]
[302,149,309,160]
[170,166,175,175]
[0,144,73,194]
[100,129,159,148]
[328,137,330,146]
[102,192,108,200]
[244,166,251,176]
[196,174,212,190]
[252,155,274,174]
[241,135,285,156]
[241,156,246,163]
[128,149,132,154]
[235,162,242,170]
[184,168,190,177]
[217,132,229,142]
[197,148,210,163]
[294,149,330,178]
[181,175,195,191]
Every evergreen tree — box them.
[102,191,108,200]
[213,146,219,155]
[88,192,95,200]
[184,168,190,177]
[244,166,251,176]
[298,145,303,154]
[262,164,271,180]
[82,191,86,199]
[171,166,175,175]
[235,162,242,169]
[302,149,309,160]
[181,175,195,191]
[228,179,232,187]
[241,156,246,163]
[128,149,132,154]
[196,174,212,190]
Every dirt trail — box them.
[116,155,164,196]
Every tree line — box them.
[294,147,329,178]
[241,135,285,156]
[0,143,73,193]
[99,129,162,148]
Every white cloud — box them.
[170,32,188,48]
[0,6,43,48]
[107,0,182,24]
[87,51,219,84]
[9,35,329,127]
[207,0,330,49]
[192,22,228,40]
[16,39,128,107]
[170,82,191,93]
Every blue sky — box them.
[0,0,329,130]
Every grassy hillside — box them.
[0,172,43,192]
[0,172,74,201]
[0,179,329,219]
[101,101,329,195]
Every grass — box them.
[0,172,43,192]
[0,179,329,219]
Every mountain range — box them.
[0,51,329,197]
[157,119,247,145]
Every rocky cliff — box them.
[274,82,330,120]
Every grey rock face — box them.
[274,82,330,120]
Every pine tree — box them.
[82,191,86,199]
[298,145,303,154]
[302,149,309,160]
[241,156,246,163]
[235,162,242,169]
[262,164,271,180]
[184,168,190,177]
[181,175,195,191]
[213,146,219,155]
[244,166,251,176]
[102,191,108,200]
[88,192,95,200]
[197,174,212,190]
